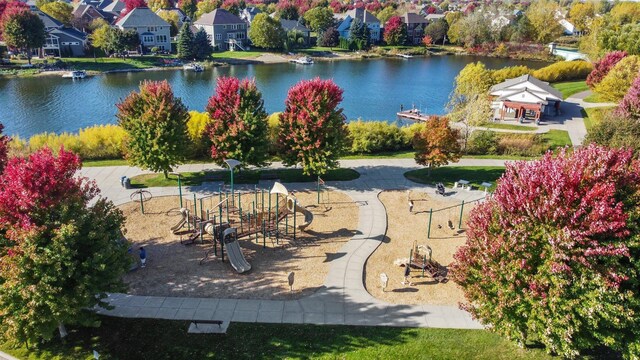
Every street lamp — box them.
[170,172,183,208]
[224,159,241,204]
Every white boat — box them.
[62,70,87,79]
[289,56,314,65]
[397,54,413,59]
[183,63,204,72]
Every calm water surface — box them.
[0,56,545,138]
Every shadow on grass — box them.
[404,166,506,189]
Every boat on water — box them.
[62,70,87,79]
[183,63,204,72]
[397,54,413,59]
[289,56,314,65]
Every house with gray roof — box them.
[193,9,247,51]
[34,10,89,57]
[279,19,311,45]
[401,12,429,45]
[102,0,125,16]
[336,8,380,43]
[115,7,172,52]
[490,74,563,121]
[240,7,261,24]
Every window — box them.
[61,42,80,46]
[222,25,226,29]
[143,35,154,43]
[44,35,58,48]
[156,35,167,43]
[147,26,157,32]
[236,32,245,39]
[215,33,222,40]
[228,33,235,39]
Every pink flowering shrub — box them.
[451,145,640,358]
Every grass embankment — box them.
[210,50,265,60]
[581,107,615,132]
[8,56,177,73]
[583,93,607,103]
[482,123,536,131]
[404,166,506,190]
[552,80,589,99]
[1,317,553,360]
[129,168,360,187]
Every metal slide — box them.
[222,228,251,274]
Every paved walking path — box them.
[87,158,500,329]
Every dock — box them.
[396,109,433,122]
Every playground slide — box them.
[222,228,252,274]
[293,203,313,230]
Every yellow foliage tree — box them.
[594,55,640,102]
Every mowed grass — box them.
[482,123,536,131]
[129,168,360,187]
[210,50,265,59]
[541,129,573,148]
[552,80,589,99]
[582,107,614,131]
[15,56,176,72]
[404,166,506,190]
[1,317,554,360]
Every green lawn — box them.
[482,123,536,131]
[552,80,589,99]
[582,107,614,132]
[1,317,553,360]
[210,50,265,59]
[129,168,360,187]
[341,150,415,159]
[404,166,506,189]
[583,92,608,103]
[12,56,176,72]
[541,129,573,148]
[299,46,350,53]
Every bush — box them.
[531,60,593,82]
[491,65,531,84]
[267,112,280,155]
[468,130,499,155]
[347,120,409,154]
[187,111,211,158]
[76,124,127,159]
[28,132,84,155]
[401,122,427,145]
[594,55,640,102]
[497,133,545,157]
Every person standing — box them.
[139,247,147,268]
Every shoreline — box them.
[0,48,555,79]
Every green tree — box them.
[424,19,448,44]
[526,0,564,43]
[412,116,461,171]
[179,0,198,19]
[456,12,491,48]
[594,55,640,102]
[39,1,73,26]
[450,61,493,106]
[195,0,221,19]
[349,17,370,46]
[205,77,269,167]
[302,7,334,33]
[116,80,190,178]
[278,78,349,176]
[0,148,129,343]
[248,13,285,50]
[586,111,640,152]
[177,22,194,59]
[147,0,171,12]
[609,1,640,25]
[1,10,45,64]
[599,22,640,55]
[376,6,396,25]
[89,23,111,54]
[284,29,305,51]
[192,28,213,59]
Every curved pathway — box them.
[88,159,497,329]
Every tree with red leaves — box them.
[451,145,640,359]
[586,50,627,89]
[412,116,461,171]
[329,0,348,13]
[0,123,8,173]
[117,80,190,178]
[122,0,146,16]
[277,78,349,176]
[0,148,129,343]
[618,73,640,120]
[383,16,407,45]
[425,5,437,14]
[422,34,432,46]
[0,0,28,39]
[205,76,269,167]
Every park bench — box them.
[453,179,470,190]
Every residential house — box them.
[102,0,125,19]
[193,9,247,51]
[72,4,114,30]
[35,10,89,57]
[115,7,172,52]
[559,19,576,36]
[336,8,380,43]
[401,12,429,45]
[490,74,563,121]
[279,19,311,45]
[425,13,445,22]
[240,7,261,24]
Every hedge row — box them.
[487,60,593,85]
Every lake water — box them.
[0,56,545,138]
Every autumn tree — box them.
[383,16,407,45]
[449,61,493,108]
[205,77,269,167]
[594,55,640,102]
[586,111,640,152]
[178,0,197,19]
[0,123,8,173]
[586,51,628,88]
[1,9,45,64]
[117,80,190,178]
[376,6,395,24]
[277,2,299,20]
[412,116,461,171]
[40,1,73,26]
[147,0,171,12]
[303,7,334,33]
[0,148,130,343]
[617,73,640,120]
[569,1,595,34]
[157,9,180,37]
[448,95,493,152]
[122,0,145,16]
[318,26,339,47]
[278,78,349,176]
[525,0,563,43]
[248,13,285,50]
[452,145,640,359]
[195,0,221,19]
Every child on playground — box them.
[139,247,146,268]
[402,263,412,286]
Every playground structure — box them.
[406,241,448,283]
[169,182,315,274]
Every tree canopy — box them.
[248,13,285,50]
[0,9,45,64]
[383,16,407,46]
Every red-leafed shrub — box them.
[452,145,640,358]
[617,73,640,120]
[277,78,349,175]
[205,76,269,167]
[0,123,8,173]
[586,51,628,89]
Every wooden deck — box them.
[396,109,433,122]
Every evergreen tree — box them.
[349,17,370,44]
[177,22,194,59]
[192,28,213,60]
